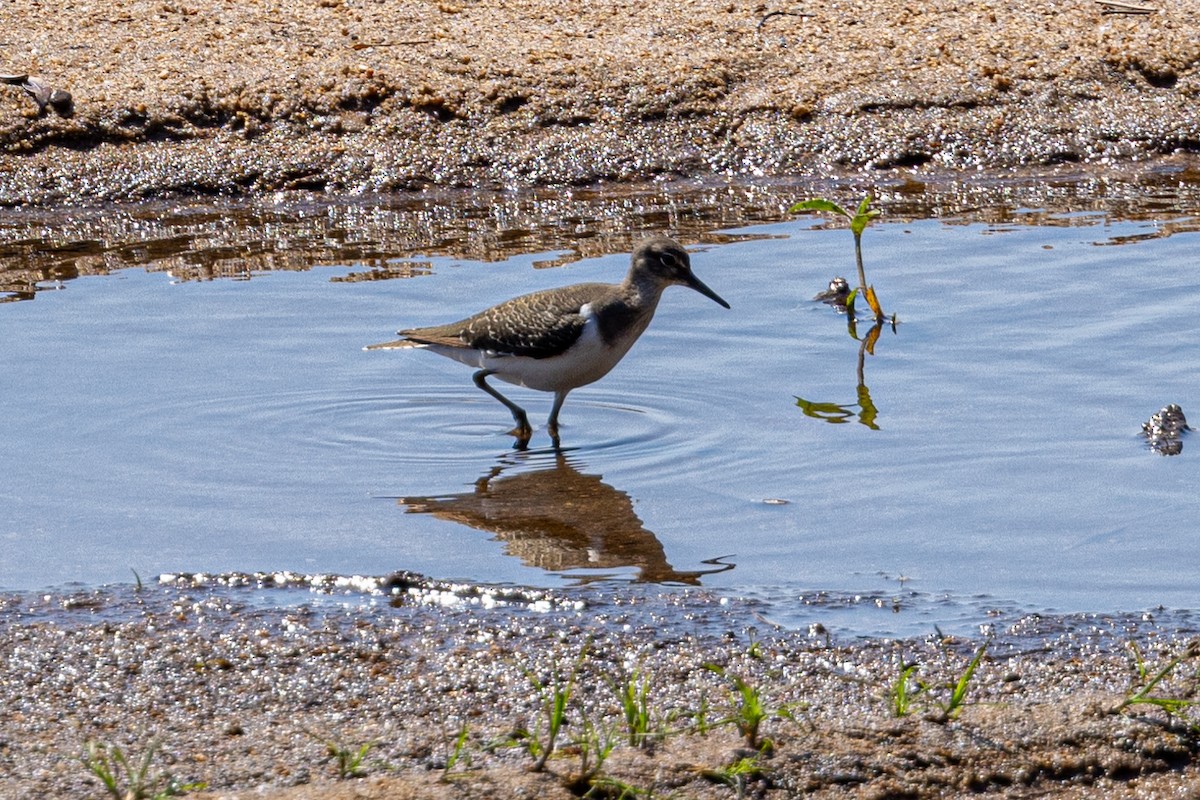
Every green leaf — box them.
[854,194,874,218]
[789,198,850,218]
[849,195,880,236]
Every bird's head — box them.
[633,236,730,309]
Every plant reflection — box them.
[394,451,733,585]
[795,318,892,430]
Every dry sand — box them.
[2,0,1199,204]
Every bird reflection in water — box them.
[395,451,733,585]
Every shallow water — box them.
[3,174,1199,637]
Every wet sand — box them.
[2,0,1200,204]
[3,578,1200,799]
[5,168,1200,305]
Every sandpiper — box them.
[367,236,729,445]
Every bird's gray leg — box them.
[547,390,569,446]
[473,370,532,443]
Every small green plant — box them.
[691,692,716,736]
[790,194,887,322]
[746,627,765,660]
[610,667,681,750]
[568,716,621,791]
[613,670,654,748]
[585,776,658,799]
[1112,639,1200,720]
[890,661,922,717]
[939,638,990,719]
[698,753,767,791]
[81,739,206,800]
[728,674,768,748]
[704,665,796,750]
[521,642,589,772]
[306,731,374,779]
[440,722,472,781]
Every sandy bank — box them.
[2,0,1199,204]
[3,580,1199,799]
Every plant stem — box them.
[853,231,867,294]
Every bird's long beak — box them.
[685,272,730,309]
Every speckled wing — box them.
[400,283,609,359]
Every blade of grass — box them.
[945,639,989,718]
[1112,639,1200,714]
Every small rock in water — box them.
[1140,404,1190,456]
[814,276,850,306]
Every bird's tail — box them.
[363,339,423,351]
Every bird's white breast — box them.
[472,304,632,393]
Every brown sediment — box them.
[1,0,1200,205]
[2,580,1199,799]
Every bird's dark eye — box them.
[659,251,683,271]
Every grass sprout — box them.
[611,668,675,749]
[890,662,922,717]
[691,692,716,736]
[81,739,206,800]
[522,641,589,772]
[746,627,765,660]
[1112,639,1200,720]
[939,638,990,719]
[440,722,472,780]
[304,731,375,779]
[569,715,620,790]
[698,753,767,794]
[585,775,659,799]
[704,665,796,750]
[613,670,653,747]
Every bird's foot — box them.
[508,412,533,449]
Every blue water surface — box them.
[2,196,1198,636]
